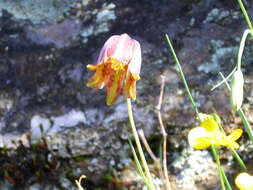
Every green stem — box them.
[212,28,253,90]
[211,146,226,190]
[221,167,232,190]
[126,98,155,190]
[237,29,253,70]
[126,129,153,190]
[237,0,253,39]
[232,149,248,172]
[165,34,200,120]
[238,109,253,143]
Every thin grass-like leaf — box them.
[124,127,153,190]
[211,66,236,91]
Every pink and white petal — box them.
[110,34,135,65]
[129,40,142,75]
[96,35,120,65]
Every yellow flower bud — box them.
[231,70,244,111]
[235,172,253,190]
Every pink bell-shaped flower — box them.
[86,33,142,105]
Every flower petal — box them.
[123,73,140,100]
[198,113,212,122]
[129,40,142,75]
[99,34,134,66]
[235,173,253,190]
[87,64,97,71]
[200,117,219,132]
[188,127,212,149]
[193,137,213,149]
[227,129,243,141]
[220,129,242,149]
[96,35,119,65]
[96,34,133,65]
[106,59,127,105]
[86,62,108,89]
[111,34,135,65]
[123,40,141,100]
[228,141,240,149]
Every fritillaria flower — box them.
[188,116,242,149]
[86,33,141,105]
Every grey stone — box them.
[0,0,253,189]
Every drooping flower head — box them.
[188,115,242,150]
[86,33,141,105]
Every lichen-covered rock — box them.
[0,0,76,24]
[171,148,218,190]
[0,0,253,189]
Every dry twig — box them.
[138,75,171,190]
[156,75,171,190]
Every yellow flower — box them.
[86,33,141,105]
[235,173,253,190]
[188,116,242,149]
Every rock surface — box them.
[0,0,253,189]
